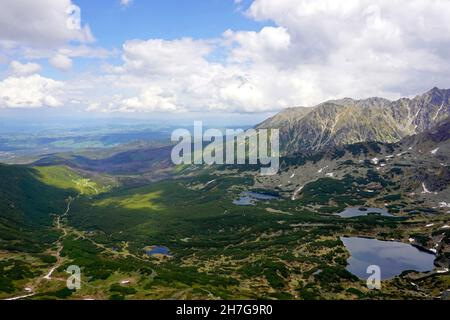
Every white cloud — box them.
[0,0,94,47]
[120,0,133,7]
[224,27,291,65]
[117,87,182,112]
[9,61,42,76]
[89,38,278,113]
[86,0,450,114]
[22,45,112,61]
[3,0,450,114]
[49,54,73,71]
[242,0,450,104]
[0,0,101,74]
[0,74,65,108]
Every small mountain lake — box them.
[337,207,394,218]
[146,246,172,256]
[341,237,436,280]
[233,191,279,206]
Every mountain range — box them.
[257,87,450,155]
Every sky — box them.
[0,0,450,122]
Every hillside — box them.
[0,165,74,252]
[34,146,173,176]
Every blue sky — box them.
[74,0,264,47]
[0,0,449,121]
[52,0,268,80]
[23,0,267,80]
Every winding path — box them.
[3,198,73,300]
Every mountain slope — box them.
[258,88,450,154]
[0,165,75,252]
[256,117,450,209]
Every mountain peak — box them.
[425,87,450,97]
[429,86,441,93]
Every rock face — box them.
[257,88,450,155]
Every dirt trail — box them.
[43,198,72,280]
[4,195,156,300]
[3,197,73,300]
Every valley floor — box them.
[1,161,449,300]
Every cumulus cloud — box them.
[87,0,450,113]
[2,0,450,113]
[49,54,73,71]
[0,0,94,47]
[9,61,42,76]
[89,37,284,113]
[0,74,65,108]
[0,0,100,76]
[243,0,450,103]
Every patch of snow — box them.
[325,172,334,178]
[440,225,450,230]
[408,238,415,243]
[433,102,445,121]
[421,183,432,194]
[437,268,449,274]
[430,248,437,254]
[431,148,440,155]
[204,179,216,187]
[290,173,295,179]
[120,280,130,285]
[291,186,304,201]
[371,158,379,165]
[318,166,329,173]
[438,202,450,208]
[425,223,435,228]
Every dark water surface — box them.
[341,237,435,280]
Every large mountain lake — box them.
[341,237,436,280]
[337,207,394,218]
